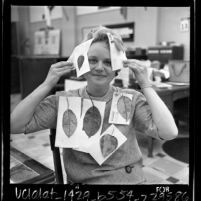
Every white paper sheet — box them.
[55,96,86,148]
[109,92,133,125]
[47,29,60,55]
[34,29,60,55]
[107,33,127,71]
[68,39,94,77]
[65,79,87,91]
[73,98,106,153]
[34,31,45,55]
[87,124,127,165]
[55,96,106,153]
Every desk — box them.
[153,85,189,113]
[147,84,190,157]
[10,146,55,184]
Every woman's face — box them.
[84,41,116,87]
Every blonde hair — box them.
[86,26,124,52]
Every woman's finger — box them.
[56,65,75,72]
[51,61,73,69]
[57,68,74,76]
[129,65,140,74]
[123,62,129,68]
[124,61,138,69]
[124,59,147,70]
[124,62,145,75]
[123,59,139,65]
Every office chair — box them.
[147,97,189,158]
[48,84,68,184]
[174,97,189,132]
[161,98,189,164]
[49,128,64,184]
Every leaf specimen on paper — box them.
[83,106,101,137]
[100,134,118,158]
[62,109,77,137]
[117,96,132,121]
[77,55,85,70]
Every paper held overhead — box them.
[107,33,127,71]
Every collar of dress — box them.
[78,85,119,103]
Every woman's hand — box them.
[43,61,74,89]
[123,59,151,88]
[153,68,161,76]
[10,61,75,134]
[123,59,178,140]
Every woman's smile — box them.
[91,73,107,77]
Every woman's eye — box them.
[88,59,97,64]
[104,60,112,67]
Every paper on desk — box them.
[68,39,94,77]
[87,124,127,165]
[166,82,190,86]
[107,33,127,71]
[153,82,172,88]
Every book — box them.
[10,146,55,184]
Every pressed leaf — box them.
[83,106,101,137]
[62,109,77,137]
[100,134,118,158]
[117,96,132,121]
[77,55,85,70]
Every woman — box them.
[11,27,178,184]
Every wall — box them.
[11,6,19,22]
[12,6,190,60]
[157,7,190,60]
[17,6,32,55]
[15,6,77,57]
[77,6,190,60]
[11,6,29,55]
[29,6,77,57]
[76,7,159,49]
